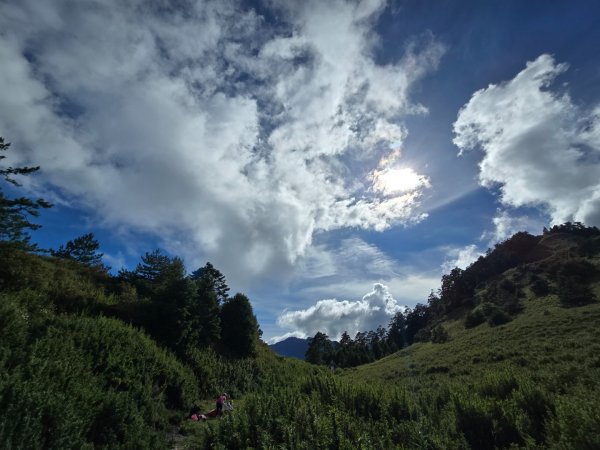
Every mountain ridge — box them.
[269,336,308,359]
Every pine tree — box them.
[0,137,52,249]
[195,288,221,347]
[305,332,333,365]
[52,233,107,269]
[191,262,230,303]
[220,293,259,357]
[387,310,406,350]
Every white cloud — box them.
[266,331,307,345]
[454,54,600,227]
[0,0,443,283]
[102,251,127,272]
[269,236,439,341]
[297,236,401,285]
[482,210,545,245]
[277,283,404,340]
[441,244,482,273]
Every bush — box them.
[557,276,597,307]
[530,275,551,297]
[431,325,449,343]
[413,328,431,343]
[558,259,598,282]
[465,307,486,328]
[0,292,198,449]
[483,303,512,326]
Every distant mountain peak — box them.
[269,337,308,360]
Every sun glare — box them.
[373,167,428,195]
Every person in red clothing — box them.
[216,393,227,416]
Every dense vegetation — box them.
[193,225,600,449]
[305,223,600,368]
[2,136,600,448]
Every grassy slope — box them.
[332,238,600,448]
[342,293,600,387]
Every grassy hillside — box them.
[343,289,600,383]
[0,247,289,449]
[183,227,600,449]
[333,230,600,449]
[186,297,600,449]
[2,226,600,449]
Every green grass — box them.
[343,294,600,385]
[3,232,600,449]
[183,275,600,448]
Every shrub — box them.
[465,307,486,328]
[557,276,596,307]
[530,275,551,297]
[514,382,555,444]
[431,325,449,343]
[481,303,512,326]
[453,395,496,450]
[413,328,431,343]
[0,291,199,449]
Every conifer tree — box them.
[52,233,107,269]
[305,331,334,365]
[195,288,221,347]
[0,137,51,249]
[220,293,259,357]
[191,262,230,303]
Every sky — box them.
[1,0,599,343]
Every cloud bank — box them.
[441,244,482,273]
[454,54,600,228]
[0,0,443,281]
[277,283,403,340]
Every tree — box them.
[305,331,334,365]
[335,331,353,367]
[191,262,230,303]
[135,249,185,283]
[386,310,406,350]
[194,288,221,348]
[0,137,52,248]
[405,303,430,344]
[119,249,185,298]
[220,293,259,357]
[52,233,107,269]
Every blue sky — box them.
[1,0,599,343]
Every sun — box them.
[372,167,429,195]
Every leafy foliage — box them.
[0,290,198,449]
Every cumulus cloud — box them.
[277,283,403,340]
[441,244,482,273]
[482,210,545,245]
[453,54,600,227]
[266,331,306,345]
[268,236,438,341]
[0,0,443,282]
